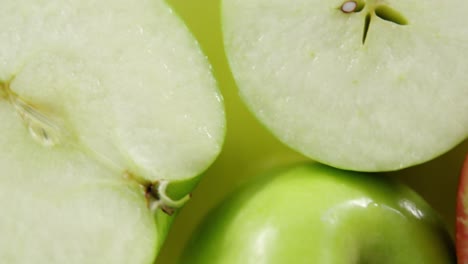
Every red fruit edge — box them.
[456,154,468,264]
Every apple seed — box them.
[341,1,358,13]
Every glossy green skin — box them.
[181,163,455,264]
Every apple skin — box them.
[456,154,468,264]
[180,163,455,264]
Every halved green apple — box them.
[0,0,225,263]
[222,0,468,171]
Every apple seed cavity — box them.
[340,1,408,44]
[375,5,409,25]
[363,13,372,44]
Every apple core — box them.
[340,1,408,44]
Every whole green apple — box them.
[181,163,455,264]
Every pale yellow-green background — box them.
[158,1,468,263]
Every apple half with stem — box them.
[0,0,225,263]
[181,163,456,264]
[456,154,468,264]
[222,0,468,171]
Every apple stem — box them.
[145,180,191,215]
[157,180,190,211]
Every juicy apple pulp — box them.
[456,154,468,264]
[181,163,455,264]
[0,0,225,263]
[222,0,468,171]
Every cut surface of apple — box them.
[0,0,225,263]
[222,0,468,171]
[456,154,468,264]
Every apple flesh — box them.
[456,154,468,264]
[222,0,468,171]
[0,0,224,263]
[181,163,455,263]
